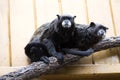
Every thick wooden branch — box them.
[0,36,120,80]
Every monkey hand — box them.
[85,48,94,56]
[54,52,64,64]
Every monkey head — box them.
[87,22,109,39]
[56,14,76,29]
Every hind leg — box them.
[29,46,41,62]
[26,45,41,62]
[25,42,43,62]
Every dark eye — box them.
[67,17,71,20]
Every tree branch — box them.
[0,36,120,80]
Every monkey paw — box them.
[85,48,94,56]
[54,53,64,64]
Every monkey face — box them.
[97,28,106,38]
[62,19,72,28]
[96,25,108,38]
[88,22,108,38]
[56,14,76,29]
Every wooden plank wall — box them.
[0,0,10,66]
[0,0,120,79]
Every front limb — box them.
[42,39,64,63]
[62,48,94,56]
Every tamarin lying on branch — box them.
[25,14,108,64]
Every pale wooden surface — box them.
[10,0,35,66]
[0,0,10,66]
[36,0,59,27]
[0,0,120,79]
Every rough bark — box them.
[0,36,120,80]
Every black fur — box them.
[75,22,108,50]
[25,14,77,63]
[62,22,108,56]
[25,15,108,63]
[25,42,50,63]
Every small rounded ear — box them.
[56,14,60,20]
[90,22,95,27]
[106,27,109,30]
[73,16,76,19]
[103,26,109,30]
